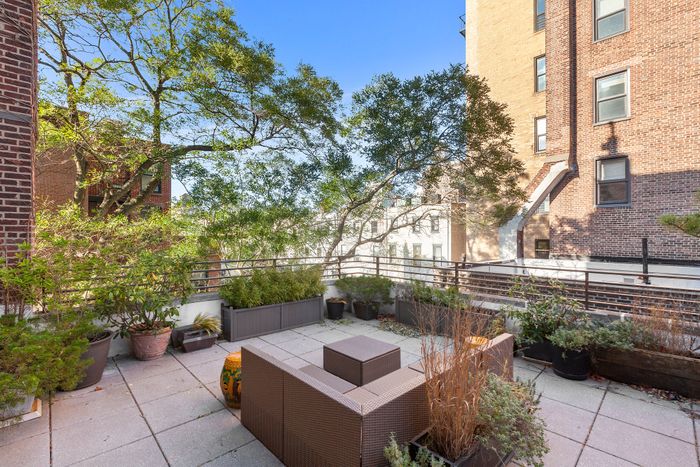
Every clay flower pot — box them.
[129,327,172,361]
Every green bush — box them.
[402,281,468,309]
[548,326,595,352]
[220,267,326,309]
[335,275,393,305]
[504,277,585,345]
[475,374,548,466]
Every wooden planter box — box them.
[221,296,323,341]
[593,347,700,399]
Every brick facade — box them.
[0,0,36,260]
[545,0,700,263]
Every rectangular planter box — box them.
[221,296,323,341]
[593,347,700,399]
[409,430,514,467]
[396,299,448,332]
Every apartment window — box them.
[535,0,545,31]
[388,243,397,259]
[432,244,443,261]
[431,216,440,233]
[535,56,546,92]
[412,216,420,233]
[536,194,550,214]
[596,157,630,205]
[595,71,629,123]
[534,239,550,259]
[595,0,627,41]
[372,244,381,257]
[370,220,378,234]
[535,117,547,152]
[412,244,422,265]
[141,172,162,194]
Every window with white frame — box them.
[432,244,443,261]
[535,55,546,92]
[596,157,630,205]
[388,243,397,259]
[412,216,420,233]
[412,244,422,265]
[595,0,627,41]
[370,220,378,234]
[430,215,440,233]
[535,116,547,152]
[595,71,629,123]
[536,194,550,214]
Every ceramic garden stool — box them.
[220,351,242,409]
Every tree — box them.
[315,65,526,262]
[38,0,341,216]
[660,191,700,238]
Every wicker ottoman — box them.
[323,335,401,386]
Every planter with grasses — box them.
[395,282,468,333]
[172,313,221,353]
[591,315,700,398]
[219,267,326,341]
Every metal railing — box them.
[190,254,700,324]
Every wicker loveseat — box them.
[240,333,514,467]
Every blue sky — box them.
[232,0,465,102]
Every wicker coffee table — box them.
[323,335,401,386]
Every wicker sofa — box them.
[241,333,514,467]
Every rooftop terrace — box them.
[1,314,698,467]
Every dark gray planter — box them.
[74,331,113,390]
[409,430,514,467]
[181,330,218,353]
[395,299,449,333]
[221,296,323,341]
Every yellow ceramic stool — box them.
[220,351,242,409]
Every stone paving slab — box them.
[1,319,699,467]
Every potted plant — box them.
[549,325,596,380]
[325,297,346,320]
[504,277,580,362]
[94,250,194,361]
[335,275,393,320]
[172,313,221,352]
[388,303,547,466]
[219,267,326,341]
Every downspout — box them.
[516,0,577,259]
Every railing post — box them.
[454,262,459,288]
[272,258,277,271]
[584,271,590,311]
[375,255,380,276]
[337,257,342,279]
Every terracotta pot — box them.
[129,327,172,361]
[74,330,113,389]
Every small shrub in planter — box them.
[335,275,393,320]
[325,297,346,320]
[172,313,221,353]
[549,325,596,380]
[504,277,583,362]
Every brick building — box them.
[0,0,37,260]
[466,0,700,264]
[35,149,172,215]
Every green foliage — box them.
[220,267,326,309]
[335,275,393,305]
[0,245,50,320]
[0,317,89,412]
[660,191,700,238]
[475,375,548,467]
[548,326,596,352]
[402,282,468,309]
[36,205,197,338]
[504,277,585,345]
[193,313,221,335]
[384,434,445,467]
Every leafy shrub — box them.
[475,374,548,466]
[402,281,468,309]
[548,326,595,352]
[220,267,326,309]
[335,275,393,304]
[0,318,88,413]
[504,277,584,345]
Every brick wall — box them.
[547,0,700,263]
[0,0,36,261]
